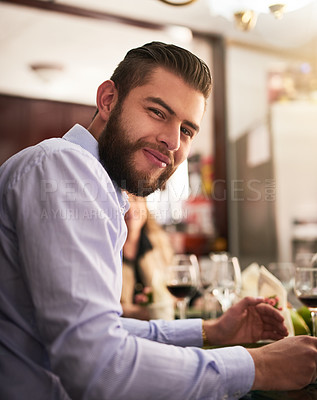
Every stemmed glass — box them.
[199,256,220,319]
[208,253,242,313]
[267,262,295,293]
[294,254,317,336]
[165,254,199,319]
[294,267,317,336]
[295,253,314,269]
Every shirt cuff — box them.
[163,318,203,347]
[207,345,255,399]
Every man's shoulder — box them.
[0,137,108,192]
[39,136,95,159]
[1,137,80,171]
[4,135,96,163]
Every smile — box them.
[142,148,171,168]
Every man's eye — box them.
[181,127,193,138]
[150,108,164,118]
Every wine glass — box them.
[208,253,242,313]
[267,262,295,293]
[268,261,298,305]
[199,256,220,319]
[294,264,317,336]
[295,252,314,268]
[165,254,199,319]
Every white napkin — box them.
[241,263,260,298]
[241,263,294,336]
[258,266,294,336]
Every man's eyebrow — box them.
[146,96,175,115]
[145,96,200,133]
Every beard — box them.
[98,102,176,197]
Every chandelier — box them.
[157,0,197,5]
[157,0,315,31]
[207,0,316,31]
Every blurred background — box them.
[1,0,317,268]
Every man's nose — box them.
[157,123,181,152]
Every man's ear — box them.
[96,80,118,121]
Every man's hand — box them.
[203,296,288,346]
[248,336,317,391]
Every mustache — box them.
[132,140,174,167]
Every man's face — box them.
[98,67,205,196]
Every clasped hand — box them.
[203,296,288,346]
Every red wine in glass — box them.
[295,265,317,336]
[166,254,199,319]
[297,295,317,309]
[167,284,196,299]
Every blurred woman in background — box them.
[121,195,174,320]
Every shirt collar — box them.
[62,124,99,160]
[63,124,130,215]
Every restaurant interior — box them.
[1,0,317,265]
[2,3,317,397]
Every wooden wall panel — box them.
[0,94,95,165]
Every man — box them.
[0,41,316,399]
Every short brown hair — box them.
[111,41,212,103]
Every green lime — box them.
[297,306,313,332]
[290,308,311,335]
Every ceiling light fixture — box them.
[208,0,315,31]
[29,62,64,83]
[158,0,198,6]
[233,10,257,32]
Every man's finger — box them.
[255,303,285,321]
[261,331,287,341]
[261,322,288,336]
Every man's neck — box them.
[87,115,104,141]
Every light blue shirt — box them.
[0,124,254,399]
